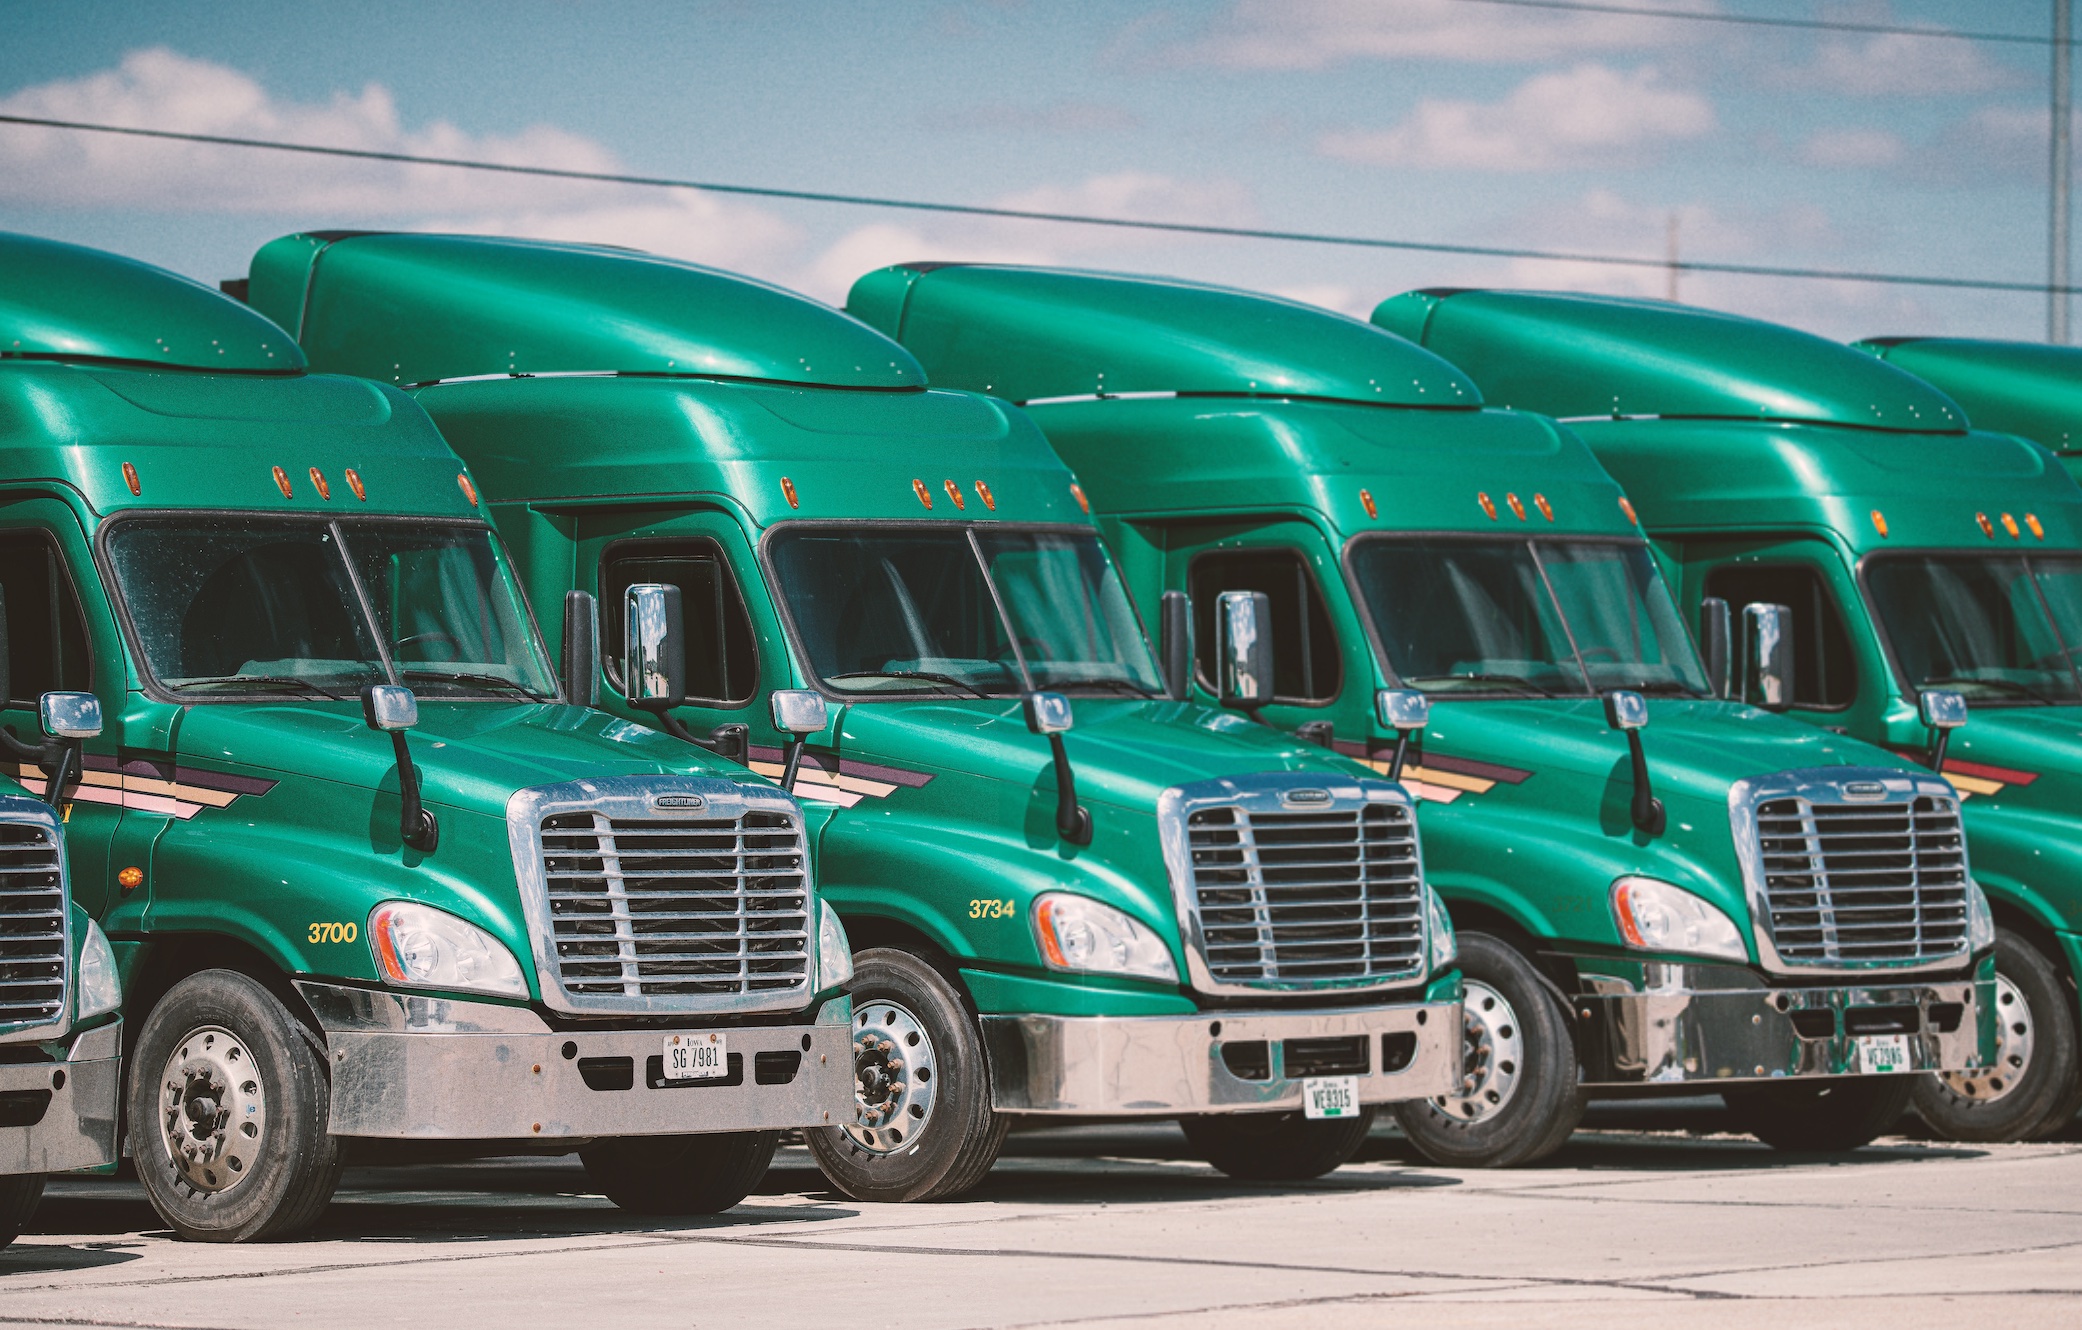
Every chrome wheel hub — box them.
[158,1025,264,1194]
[844,1000,937,1155]
[1938,973,2034,1105]
[1430,980,1523,1125]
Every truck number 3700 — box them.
[308,922,359,944]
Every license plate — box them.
[1856,1033,1910,1075]
[1302,1075,1360,1120]
[663,1032,727,1081]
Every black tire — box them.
[1181,1106,1376,1181]
[805,948,1008,1203]
[580,1131,779,1215]
[1391,932,1585,1168]
[1911,930,2081,1143]
[1724,1076,1915,1152]
[126,970,342,1242]
[0,1174,44,1250]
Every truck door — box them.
[1688,540,1877,732]
[1183,540,1361,748]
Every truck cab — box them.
[0,232,853,1241]
[1382,288,2081,1144]
[251,230,1465,1203]
[852,262,1999,1167]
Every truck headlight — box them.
[1425,885,1458,973]
[818,900,854,989]
[76,916,122,1021]
[1966,879,1997,953]
[1611,876,1749,964]
[1033,893,1178,984]
[368,901,529,999]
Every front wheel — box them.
[1724,1076,1914,1152]
[1181,1107,1376,1180]
[1391,932,1585,1168]
[1911,929,2080,1143]
[580,1132,779,1214]
[127,970,343,1242]
[0,1174,44,1249]
[805,948,1008,1203]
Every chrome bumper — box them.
[296,982,852,1140]
[981,998,1461,1116]
[1574,961,1995,1086]
[0,1019,121,1175]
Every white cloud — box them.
[1800,127,1907,168]
[1270,283,1372,319]
[1807,32,2018,99]
[1319,64,1714,172]
[1172,0,1708,69]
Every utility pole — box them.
[1665,212,1680,304]
[2054,0,2073,343]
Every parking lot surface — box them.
[5,1107,2080,1329]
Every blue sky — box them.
[0,1,2068,340]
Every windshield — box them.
[106,516,558,701]
[1865,553,2082,706]
[768,525,1163,698]
[1349,537,1710,698]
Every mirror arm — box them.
[0,726,73,809]
[388,730,440,853]
[1047,733,1093,847]
[1926,725,1953,773]
[1624,730,1667,837]
[1388,731,1413,783]
[779,737,809,793]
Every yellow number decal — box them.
[308,922,359,944]
[968,899,1016,920]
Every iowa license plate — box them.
[1302,1075,1360,1120]
[1856,1033,1910,1075]
[663,1032,727,1080]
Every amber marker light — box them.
[1070,483,1090,514]
[912,478,933,509]
[1359,488,1378,520]
[1534,493,1554,522]
[345,468,367,502]
[2002,512,2021,539]
[1478,491,1498,520]
[780,476,800,509]
[458,473,479,507]
[1618,495,1639,525]
[1506,492,1527,521]
[121,461,141,496]
[2028,513,2046,540]
[272,465,293,499]
[975,480,996,511]
[943,479,966,510]
[309,468,331,500]
[1871,509,1889,538]
[1976,512,1995,538]
[117,866,143,892]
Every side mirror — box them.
[1376,688,1429,782]
[362,683,419,732]
[1603,690,1649,732]
[1603,689,1664,836]
[624,583,687,709]
[1158,589,1193,701]
[562,590,600,709]
[1215,590,1273,709]
[772,689,829,736]
[1699,596,1732,699]
[1921,689,1967,772]
[1024,691,1090,846]
[1740,602,1793,710]
[38,692,101,740]
[1023,691,1075,735]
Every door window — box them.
[1704,563,1857,708]
[601,540,757,705]
[0,531,91,705]
[1187,549,1340,703]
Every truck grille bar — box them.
[0,807,69,1039]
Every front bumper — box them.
[982,998,1461,1116]
[296,982,852,1140]
[0,1019,121,1175]
[1573,960,1996,1086]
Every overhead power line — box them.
[1447,0,2056,46]
[5,110,2079,295]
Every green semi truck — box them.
[847,262,2000,1166]
[0,232,855,1242]
[1376,289,2082,1142]
[247,230,1465,1203]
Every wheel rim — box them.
[157,1025,265,1194]
[1430,980,1523,1124]
[843,999,938,1155]
[1937,972,2035,1106]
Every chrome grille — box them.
[1751,790,1970,967]
[1185,800,1425,988]
[0,812,67,1037]
[537,808,810,1002]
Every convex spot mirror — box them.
[1920,690,1968,731]
[1376,689,1430,733]
[1024,691,1075,735]
[1603,690,1649,732]
[1740,602,1793,710]
[39,692,101,740]
[771,690,828,736]
[362,683,419,732]
[624,583,687,708]
[1215,590,1272,708]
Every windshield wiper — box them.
[1612,680,1703,697]
[399,669,549,700]
[168,674,348,701]
[1921,674,2062,705]
[1051,676,1160,698]
[1404,672,1563,697]
[825,670,996,699]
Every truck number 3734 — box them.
[308,922,359,944]
[968,899,1016,920]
